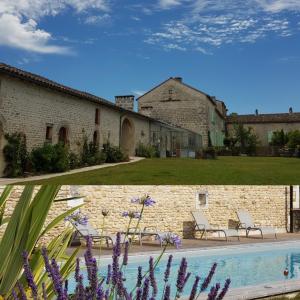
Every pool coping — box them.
[88,240,300,299]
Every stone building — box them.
[137,77,227,147]
[0,63,201,176]
[226,110,300,146]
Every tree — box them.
[287,130,300,150]
[270,130,288,147]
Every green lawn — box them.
[24,156,300,185]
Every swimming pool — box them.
[69,241,300,297]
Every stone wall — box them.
[77,185,289,238]
[138,78,225,147]
[1,185,289,244]
[227,122,300,146]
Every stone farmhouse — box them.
[0,62,299,176]
[227,110,300,146]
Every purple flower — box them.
[176,258,189,294]
[141,277,150,300]
[12,289,18,300]
[123,241,129,266]
[17,281,27,300]
[122,211,141,219]
[75,275,85,299]
[149,257,158,296]
[112,233,121,285]
[216,279,231,300]
[163,285,171,300]
[65,211,88,226]
[104,289,110,300]
[50,258,64,299]
[131,195,156,206]
[164,255,173,283]
[137,266,143,287]
[157,232,181,249]
[97,286,104,300]
[22,251,38,300]
[136,288,142,300]
[189,276,200,300]
[42,282,47,300]
[106,264,111,284]
[75,258,81,283]
[201,263,217,292]
[208,283,220,300]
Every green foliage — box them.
[69,152,80,169]
[136,143,159,158]
[287,130,300,150]
[31,142,70,173]
[202,147,217,159]
[3,132,28,177]
[80,135,106,166]
[103,143,127,163]
[232,124,260,156]
[0,185,81,297]
[270,130,289,147]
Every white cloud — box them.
[256,0,300,13]
[84,13,111,24]
[159,0,182,9]
[0,14,70,54]
[0,0,109,54]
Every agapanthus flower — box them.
[122,211,141,219]
[65,211,88,226]
[131,195,156,206]
[216,279,231,300]
[102,209,109,217]
[157,232,181,249]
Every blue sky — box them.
[0,0,300,114]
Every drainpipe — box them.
[290,185,294,233]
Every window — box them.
[195,192,208,209]
[95,108,100,125]
[58,127,68,145]
[45,124,53,142]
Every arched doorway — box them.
[58,127,68,145]
[120,118,135,156]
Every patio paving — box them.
[66,232,300,257]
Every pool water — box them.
[69,241,300,296]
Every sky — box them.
[0,0,300,114]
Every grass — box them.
[23,156,300,185]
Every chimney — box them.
[115,95,135,111]
[289,107,293,114]
[255,109,258,116]
[173,77,182,83]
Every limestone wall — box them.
[1,185,289,244]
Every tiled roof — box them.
[226,113,300,124]
[0,62,201,136]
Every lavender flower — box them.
[176,257,188,294]
[75,275,85,300]
[149,257,158,296]
[189,276,200,300]
[75,258,80,283]
[157,232,181,249]
[50,258,64,299]
[106,264,112,284]
[216,279,231,300]
[65,211,88,226]
[104,289,110,300]
[137,266,143,287]
[201,263,217,292]
[12,289,18,300]
[22,251,38,300]
[136,288,142,300]
[17,281,27,300]
[112,233,121,285]
[164,255,173,283]
[163,285,171,300]
[97,286,104,300]
[42,282,47,300]
[141,277,150,300]
[123,241,129,266]
[208,283,220,300]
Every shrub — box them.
[80,136,106,166]
[202,147,217,159]
[31,142,70,173]
[3,132,28,177]
[103,143,127,163]
[69,152,80,169]
[136,143,159,158]
[270,130,288,147]
[287,130,300,150]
